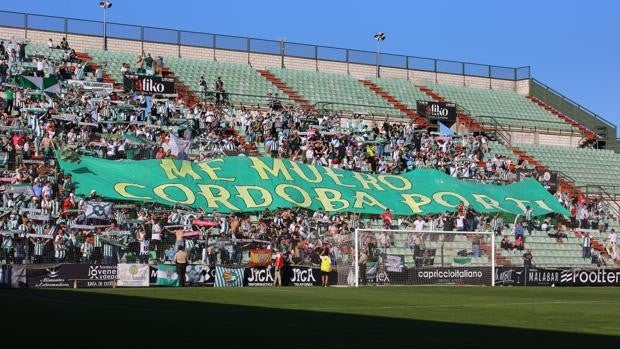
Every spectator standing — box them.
[320,248,331,287]
[523,249,533,268]
[273,250,284,287]
[173,245,188,287]
[606,229,617,261]
[524,206,533,235]
[582,232,591,260]
[358,249,368,285]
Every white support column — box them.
[491,231,496,287]
[354,228,359,288]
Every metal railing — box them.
[0,10,530,81]
[530,79,616,137]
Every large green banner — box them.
[58,155,569,216]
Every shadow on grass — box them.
[0,288,617,349]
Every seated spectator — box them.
[514,222,525,241]
[500,236,513,251]
[513,235,524,251]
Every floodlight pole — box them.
[376,39,380,78]
[374,32,385,78]
[100,1,112,51]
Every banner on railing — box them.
[57,156,570,216]
[67,79,113,94]
[123,74,176,94]
[26,264,117,288]
[117,263,149,287]
[516,169,559,194]
[416,100,457,127]
[215,266,245,287]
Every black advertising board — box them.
[411,267,490,285]
[123,74,176,94]
[495,267,562,286]
[495,267,620,286]
[416,100,457,127]
[244,266,276,287]
[516,169,559,194]
[26,264,117,288]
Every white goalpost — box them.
[348,229,496,287]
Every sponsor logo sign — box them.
[117,264,149,287]
[412,267,489,285]
[26,264,117,288]
[245,267,275,287]
[123,74,176,94]
[416,100,457,127]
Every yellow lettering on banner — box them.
[235,186,273,208]
[196,159,234,181]
[153,183,195,205]
[249,157,293,180]
[160,159,202,180]
[354,191,387,210]
[534,200,553,212]
[352,172,384,191]
[472,194,509,212]
[114,183,152,200]
[433,192,470,208]
[288,161,323,183]
[275,184,312,207]
[322,167,355,188]
[197,184,239,211]
[401,194,431,213]
[378,175,412,191]
[505,197,530,212]
[314,188,349,212]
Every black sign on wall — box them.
[123,74,176,94]
[26,264,117,288]
[416,100,457,128]
[515,169,559,194]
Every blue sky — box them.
[2,0,618,129]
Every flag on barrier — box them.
[156,263,179,287]
[215,266,244,287]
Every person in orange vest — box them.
[273,250,285,287]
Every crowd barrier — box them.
[3,264,619,288]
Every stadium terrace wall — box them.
[0,14,529,93]
[529,79,618,149]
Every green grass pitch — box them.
[1,287,618,348]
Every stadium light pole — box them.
[373,32,385,78]
[99,1,112,51]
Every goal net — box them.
[336,229,496,287]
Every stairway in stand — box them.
[73,51,119,87]
[417,85,483,131]
[481,242,513,267]
[573,231,620,266]
[256,69,314,113]
[358,80,429,126]
[159,67,199,108]
[506,144,582,197]
[526,96,598,141]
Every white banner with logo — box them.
[67,79,114,93]
[117,263,149,287]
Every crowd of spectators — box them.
[0,38,616,269]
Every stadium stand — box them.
[165,57,285,106]
[421,83,580,133]
[0,14,619,273]
[516,143,620,190]
[267,67,404,116]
